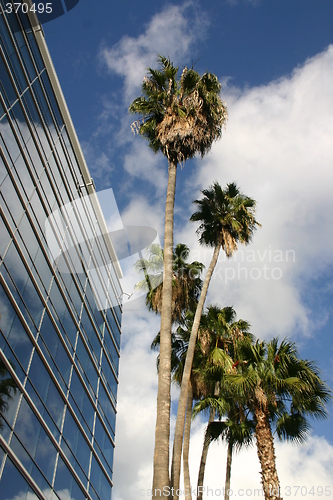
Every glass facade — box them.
[0,3,122,499]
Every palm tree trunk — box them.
[254,405,282,500]
[183,383,193,500]
[152,160,177,499]
[197,408,215,500]
[225,441,233,500]
[171,240,222,498]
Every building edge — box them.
[26,2,123,281]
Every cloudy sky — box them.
[43,1,333,499]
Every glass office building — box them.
[0,2,122,499]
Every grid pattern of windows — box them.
[0,4,122,499]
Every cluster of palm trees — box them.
[129,56,331,500]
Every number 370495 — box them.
[5,3,53,14]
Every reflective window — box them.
[38,169,57,212]
[69,394,92,438]
[84,280,105,330]
[0,57,17,107]
[101,352,118,403]
[80,305,102,364]
[60,437,88,487]
[0,99,4,119]
[0,416,11,444]
[89,454,112,500]
[13,396,57,483]
[93,440,113,480]
[1,264,38,337]
[17,213,39,264]
[48,279,78,349]
[20,44,37,82]
[37,334,68,394]
[1,178,25,231]
[4,313,33,374]
[0,13,16,57]
[0,455,37,500]
[75,334,98,397]
[28,350,65,431]
[105,307,121,350]
[0,114,21,166]
[24,133,45,178]
[61,406,92,481]
[0,215,11,258]
[97,383,116,437]
[94,415,114,475]
[56,266,83,319]
[33,247,53,295]
[8,47,28,92]
[21,275,44,330]
[38,311,59,361]
[69,368,95,436]
[13,152,35,201]
[46,152,64,196]
[40,71,63,129]
[12,16,25,49]
[32,78,58,143]
[26,33,44,72]
[0,370,22,429]
[54,456,87,500]
[61,127,81,177]
[26,379,61,444]
[104,326,119,375]
[0,145,8,186]
[0,282,16,337]
[3,243,29,301]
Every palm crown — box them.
[129,55,228,163]
[135,243,204,323]
[227,337,331,499]
[191,181,260,255]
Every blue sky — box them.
[42,1,333,498]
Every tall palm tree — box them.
[130,61,227,494]
[135,243,204,324]
[228,338,332,500]
[171,183,260,496]
[151,311,208,500]
[0,358,17,430]
[203,410,255,500]
[192,305,253,500]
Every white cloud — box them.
[112,308,159,500]
[99,2,208,100]
[81,141,114,185]
[123,141,168,195]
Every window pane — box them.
[0,456,36,500]
[54,456,87,500]
[0,58,17,107]
[13,152,36,201]
[0,215,11,259]
[6,314,33,373]
[1,174,25,228]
